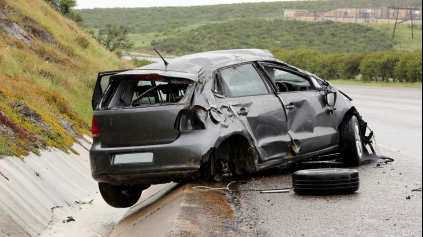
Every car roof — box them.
[116,49,278,82]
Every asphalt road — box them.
[220,85,422,237]
[114,85,422,237]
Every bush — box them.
[339,53,366,80]
[75,36,90,49]
[308,54,344,80]
[360,52,401,81]
[269,48,421,83]
[394,52,422,82]
[132,58,153,68]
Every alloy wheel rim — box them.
[354,122,363,158]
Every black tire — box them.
[99,183,148,208]
[340,115,364,167]
[293,169,360,195]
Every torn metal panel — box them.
[278,91,339,154]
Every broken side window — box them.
[261,65,316,92]
[219,64,270,97]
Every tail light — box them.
[92,115,100,138]
[178,109,206,132]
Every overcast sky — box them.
[76,0,289,9]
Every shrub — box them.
[75,36,90,49]
[339,53,366,80]
[308,54,344,80]
[395,52,422,82]
[360,52,401,81]
[132,58,153,68]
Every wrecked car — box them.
[90,49,378,208]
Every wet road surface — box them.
[222,85,422,237]
[115,85,422,237]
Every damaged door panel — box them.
[261,63,339,154]
[217,63,291,161]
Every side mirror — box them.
[326,92,337,107]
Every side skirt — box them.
[257,145,340,171]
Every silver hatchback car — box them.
[90,49,378,208]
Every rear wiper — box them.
[131,84,161,106]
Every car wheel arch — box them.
[202,134,258,179]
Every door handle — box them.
[286,104,296,111]
[238,108,249,116]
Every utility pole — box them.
[356,2,358,23]
[411,9,414,40]
[392,8,399,39]
[335,1,338,22]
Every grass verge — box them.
[330,79,422,88]
[0,0,132,158]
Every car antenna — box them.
[154,48,169,66]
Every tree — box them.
[97,25,134,57]
[44,0,82,25]
[45,0,76,14]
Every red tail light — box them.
[92,115,100,138]
[133,75,163,80]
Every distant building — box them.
[283,9,310,19]
[324,7,422,20]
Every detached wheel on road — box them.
[340,115,364,167]
[99,183,149,208]
[293,169,360,195]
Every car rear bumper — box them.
[90,130,218,185]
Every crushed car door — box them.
[217,63,291,161]
[260,63,339,154]
[92,70,128,110]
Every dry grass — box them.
[0,0,133,157]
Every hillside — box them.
[78,1,422,55]
[77,0,421,34]
[152,19,395,55]
[0,0,131,157]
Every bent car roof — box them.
[116,49,278,82]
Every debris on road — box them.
[293,169,360,195]
[63,216,75,223]
[0,171,9,181]
[260,189,291,194]
[193,181,236,192]
[412,188,422,192]
[75,200,94,205]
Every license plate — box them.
[113,153,154,165]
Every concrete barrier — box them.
[111,182,236,237]
[0,138,97,236]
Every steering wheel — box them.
[278,82,289,92]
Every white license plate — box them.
[113,153,154,165]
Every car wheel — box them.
[293,169,360,195]
[340,115,363,167]
[99,183,149,208]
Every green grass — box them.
[367,24,422,52]
[330,79,422,88]
[128,21,422,55]
[0,0,132,157]
[128,21,219,53]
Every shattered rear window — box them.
[103,77,194,108]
